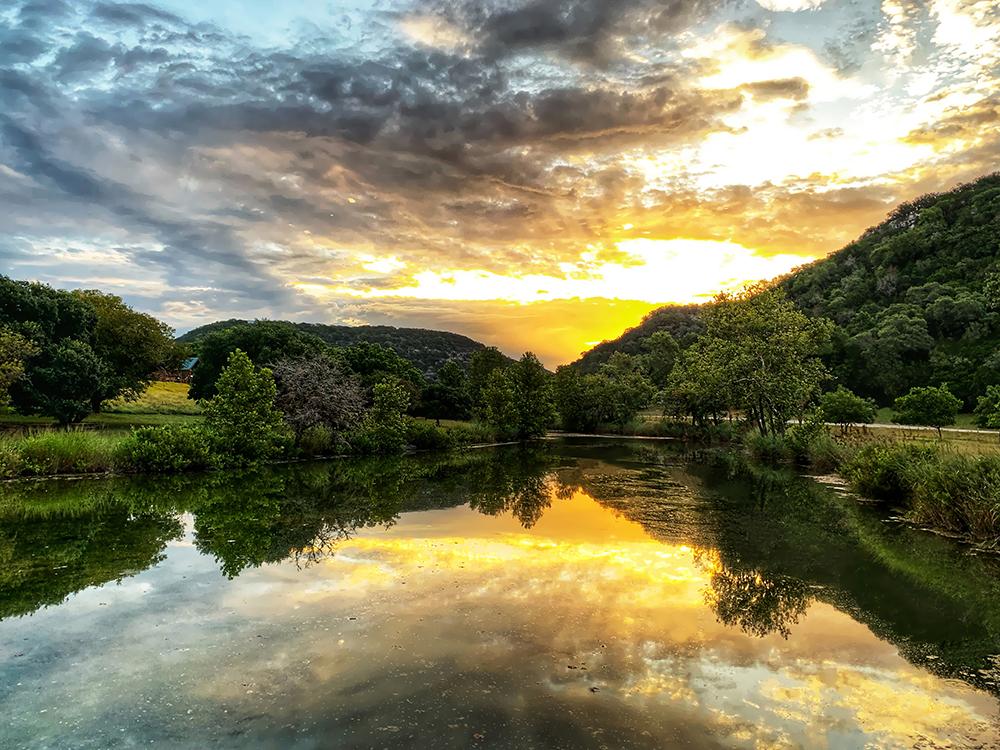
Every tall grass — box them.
[841,442,1000,546]
[0,431,124,477]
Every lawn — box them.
[1,381,203,431]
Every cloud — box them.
[0,0,998,363]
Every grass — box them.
[105,381,201,415]
[1,381,203,431]
[0,431,124,478]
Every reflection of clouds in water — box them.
[210,492,998,748]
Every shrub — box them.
[351,381,410,455]
[744,432,788,463]
[115,425,217,473]
[406,419,456,451]
[202,349,288,465]
[785,417,845,471]
[841,442,935,501]
[904,453,1000,540]
[295,425,337,458]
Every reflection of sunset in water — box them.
[218,488,997,749]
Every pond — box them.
[1,438,998,748]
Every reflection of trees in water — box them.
[0,487,183,619]
[466,448,557,528]
[703,564,811,639]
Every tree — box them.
[189,321,327,400]
[0,328,39,405]
[354,380,410,454]
[892,384,962,437]
[480,353,558,440]
[468,346,509,413]
[481,368,519,438]
[662,345,730,427]
[203,349,286,463]
[641,330,679,388]
[973,385,1000,430]
[271,355,366,444]
[0,276,102,424]
[672,286,829,436]
[419,360,471,424]
[818,386,877,434]
[71,290,176,411]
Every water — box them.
[1,439,997,748]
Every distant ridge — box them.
[571,172,1000,406]
[178,319,495,375]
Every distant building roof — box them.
[181,357,199,371]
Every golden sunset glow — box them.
[3,0,1000,364]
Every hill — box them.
[179,320,494,375]
[571,173,1000,406]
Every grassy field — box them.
[0,382,203,431]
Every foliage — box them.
[506,352,556,439]
[641,330,679,388]
[188,321,327,400]
[480,367,519,438]
[405,419,457,451]
[573,176,1000,409]
[11,339,105,425]
[0,327,39,405]
[180,318,492,376]
[668,287,829,436]
[115,425,217,473]
[70,289,176,411]
[783,173,1000,406]
[818,386,877,431]
[418,359,472,423]
[271,354,366,444]
[338,340,424,393]
[468,346,510,412]
[555,354,654,431]
[352,380,410,454]
[202,349,288,464]
[841,442,1000,542]
[973,385,1000,429]
[892,384,962,434]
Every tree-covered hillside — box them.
[571,173,1000,406]
[179,320,495,375]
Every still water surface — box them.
[1,439,998,748]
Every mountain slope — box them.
[571,172,1000,405]
[179,320,494,375]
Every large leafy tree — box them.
[0,328,39,405]
[818,386,877,433]
[892,384,962,437]
[203,349,287,463]
[0,277,102,424]
[71,290,176,411]
[684,286,829,436]
[973,385,1000,430]
[468,346,509,413]
[509,352,556,439]
[419,359,472,423]
[189,321,327,400]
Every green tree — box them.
[662,344,730,427]
[677,286,829,436]
[893,384,962,437]
[973,385,1000,430]
[203,349,286,463]
[354,380,411,454]
[481,367,519,438]
[469,346,509,413]
[13,340,104,425]
[641,330,679,388]
[419,359,472,424]
[510,352,556,439]
[818,386,877,434]
[71,290,176,411]
[189,321,327,400]
[0,327,39,405]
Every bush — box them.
[904,453,1000,540]
[785,417,844,472]
[295,425,337,458]
[841,442,936,500]
[406,419,457,451]
[445,422,499,445]
[744,432,788,463]
[115,425,216,473]
[351,381,410,455]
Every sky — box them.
[1,1,998,366]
